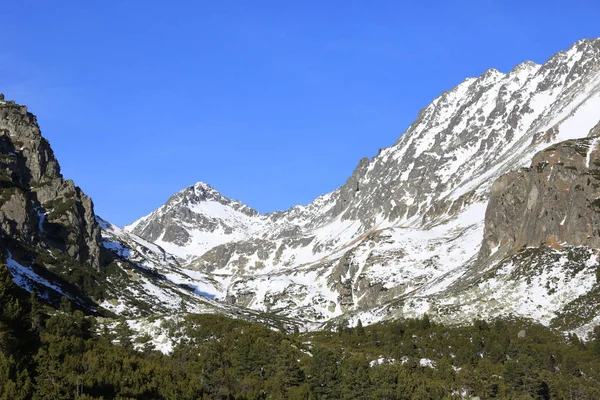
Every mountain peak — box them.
[193,181,212,190]
[559,36,600,62]
[482,67,504,76]
[572,36,600,47]
[125,180,263,260]
[166,181,227,207]
[509,60,539,73]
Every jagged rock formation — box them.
[0,97,102,269]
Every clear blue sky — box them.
[0,1,598,226]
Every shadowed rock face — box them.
[0,98,102,269]
[480,136,600,264]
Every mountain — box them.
[0,95,297,332]
[127,38,600,333]
[125,182,264,261]
[1,38,600,340]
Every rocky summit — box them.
[2,38,600,338]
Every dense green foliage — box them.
[2,261,600,399]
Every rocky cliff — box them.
[480,136,600,264]
[0,97,102,269]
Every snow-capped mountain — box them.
[126,38,600,333]
[125,182,265,261]
[2,38,600,339]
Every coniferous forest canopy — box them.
[1,263,600,399]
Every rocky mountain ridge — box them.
[131,39,600,250]
[342,137,600,336]
[125,38,600,333]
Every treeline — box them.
[1,262,600,399]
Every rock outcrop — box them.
[479,136,600,263]
[0,97,102,268]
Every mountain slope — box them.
[98,217,298,329]
[4,38,599,338]
[341,137,600,334]
[0,97,105,308]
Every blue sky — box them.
[1,1,598,226]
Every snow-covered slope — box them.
[124,38,600,333]
[97,217,298,328]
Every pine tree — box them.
[340,354,370,399]
[59,296,72,313]
[29,291,43,332]
[0,262,23,357]
[0,262,22,321]
[275,339,304,386]
[308,345,339,398]
[337,319,349,337]
[115,318,133,351]
[356,318,365,338]
[592,325,600,355]
[422,313,431,330]
[267,339,305,398]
